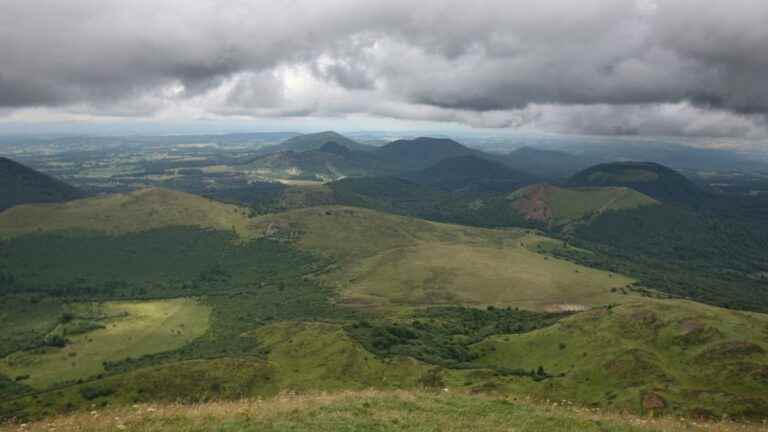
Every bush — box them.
[79,386,114,400]
[43,334,68,348]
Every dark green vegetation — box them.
[0,297,65,358]
[407,155,535,192]
[551,206,768,312]
[348,307,567,370]
[568,161,707,204]
[0,157,84,211]
[373,137,482,171]
[0,229,321,298]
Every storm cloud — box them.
[1,0,767,138]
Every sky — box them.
[1,0,767,144]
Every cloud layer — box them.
[1,0,767,138]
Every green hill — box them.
[374,137,480,171]
[568,162,706,204]
[254,131,372,155]
[0,157,84,212]
[473,299,768,419]
[250,206,634,311]
[509,184,658,226]
[0,187,256,239]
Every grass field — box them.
[0,299,209,388]
[5,390,768,432]
[0,188,257,239]
[340,241,630,310]
[252,206,634,311]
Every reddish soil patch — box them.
[511,184,554,223]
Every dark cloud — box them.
[0,0,767,138]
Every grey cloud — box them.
[0,0,767,138]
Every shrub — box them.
[79,386,114,401]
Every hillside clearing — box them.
[252,206,635,310]
[338,241,631,310]
[0,299,209,389]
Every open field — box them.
[340,241,630,310]
[5,389,768,432]
[0,299,209,388]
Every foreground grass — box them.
[4,390,766,432]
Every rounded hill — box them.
[568,162,705,204]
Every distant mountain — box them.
[374,137,480,171]
[508,184,658,227]
[253,131,372,156]
[0,157,85,212]
[568,162,706,204]
[410,155,536,192]
[501,147,599,179]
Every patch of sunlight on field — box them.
[0,298,209,389]
[338,238,633,311]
